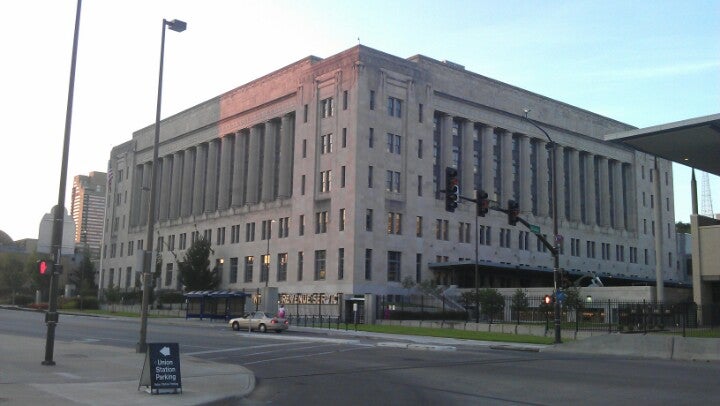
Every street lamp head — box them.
[166,19,187,32]
[523,108,531,117]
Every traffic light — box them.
[507,199,519,226]
[445,167,459,212]
[543,294,554,305]
[476,190,489,217]
[37,260,52,275]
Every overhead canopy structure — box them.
[605,113,720,176]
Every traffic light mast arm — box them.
[515,215,558,256]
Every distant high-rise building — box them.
[71,172,107,258]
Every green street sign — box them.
[529,224,541,234]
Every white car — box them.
[229,311,289,333]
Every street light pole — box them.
[43,0,82,366]
[523,110,562,344]
[137,18,186,354]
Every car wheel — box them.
[259,324,267,333]
[232,321,240,331]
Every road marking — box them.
[242,345,372,365]
[185,343,289,356]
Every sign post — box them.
[139,343,182,394]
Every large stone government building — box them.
[100,45,684,299]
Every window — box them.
[165,263,173,287]
[385,170,400,192]
[338,248,345,279]
[343,90,348,110]
[500,228,511,248]
[321,97,334,118]
[261,220,272,240]
[368,166,374,188]
[366,209,373,231]
[302,139,307,158]
[616,245,625,262]
[315,211,328,234]
[419,103,423,123]
[341,166,346,188]
[369,128,374,148]
[387,251,401,282]
[519,231,530,251]
[629,247,637,264]
[370,90,375,110]
[230,226,239,244]
[301,175,306,195]
[128,240,134,256]
[570,238,580,256]
[320,170,332,192]
[229,258,238,284]
[387,212,402,235]
[244,256,254,283]
[157,237,164,252]
[386,133,401,154]
[365,249,373,280]
[342,128,347,147]
[321,133,333,154]
[416,253,422,283]
[387,97,402,117]
[245,222,255,242]
[277,253,288,282]
[299,214,305,236]
[314,250,326,280]
[339,208,346,231]
[303,104,308,123]
[416,216,423,237]
[459,222,471,243]
[216,227,225,245]
[298,251,304,281]
[179,233,186,250]
[418,139,423,159]
[435,219,449,240]
[586,241,596,258]
[278,217,289,238]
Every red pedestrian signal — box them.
[543,294,553,305]
[38,260,52,275]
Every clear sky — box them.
[1,0,718,241]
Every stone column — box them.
[519,134,532,215]
[461,119,475,192]
[158,158,170,221]
[130,164,143,227]
[612,160,625,230]
[598,157,611,227]
[480,125,495,196]
[262,119,278,202]
[570,149,581,222]
[180,147,195,218]
[624,163,637,231]
[232,130,247,207]
[278,113,294,198]
[500,130,513,205]
[585,153,597,226]
[441,114,454,171]
[246,124,262,205]
[217,134,233,211]
[193,143,208,215]
[554,145,565,222]
[140,162,151,225]
[169,151,183,219]
[536,139,549,218]
[204,139,220,213]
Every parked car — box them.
[229,311,289,333]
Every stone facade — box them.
[99,45,681,297]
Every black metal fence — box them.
[378,295,720,337]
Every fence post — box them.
[608,300,611,333]
[575,307,579,333]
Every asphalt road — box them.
[3,309,720,405]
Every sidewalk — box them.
[0,332,254,406]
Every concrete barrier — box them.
[672,337,720,361]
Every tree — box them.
[477,288,505,323]
[0,254,27,304]
[676,222,691,234]
[68,249,97,297]
[401,275,416,291]
[562,286,584,311]
[417,279,441,296]
[177,238,218,291]
[510,289,529,321]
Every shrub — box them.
[158,291,185,304]
[13,294,35,306]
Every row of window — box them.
[304,92,404,124]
